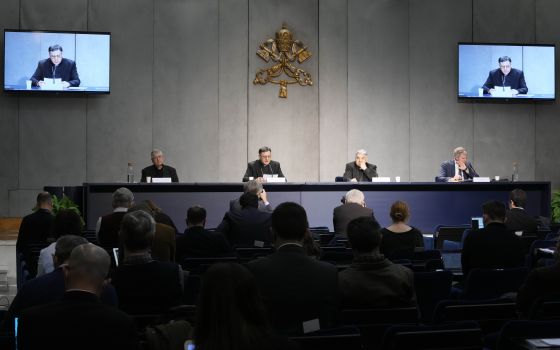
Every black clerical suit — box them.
[342,162,378,182]
[30,58,80,87]
[141,164,179,182]
[243,160,285,182]
[482,68,528,94]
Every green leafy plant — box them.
[34,194,84,225]
[552,190,560,223]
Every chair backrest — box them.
[496,320,560,350]
[414,271,453,323]
[181,256,238,274]
[528,297,560,320]
[292,333,362,350]
[434,226,470,249]
[340,307,419,327]
[463,267,529,300]
[380,322,482,350]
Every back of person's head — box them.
[54,235,88,267]
[271,202,308,241]
[389,201,410,223]
[195,263,269,350]
[243,180,263,194]
[127,203,155,218]
[240,192,259,209]
[52,209,83,239]
[345,189,365,205]
[347,217,382,254]
[509,189,527,208]
[112,187,134,209]
[142,199,162,214]
[187,205,206,226]
[36,192,52,207]
[482,201,506,222]
[65,243,111,292]
[119,210,155,252]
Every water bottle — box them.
[512,162,519,182]
[127,162,134,183]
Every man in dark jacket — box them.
[30,44,80,88]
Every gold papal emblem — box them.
[253,25,313,98]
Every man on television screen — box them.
[482,56,527,96]
[30,44,80,88]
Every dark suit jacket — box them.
[217,207,272,246]
[243,160,284,182]
[18,290,138,350]
[506,208,538,234]
[176,226,233,259]
[246,245,338,335]
[333,203,375,235]
[30,58,80,87]
[141,164,179,182]
[229,197,273,213]
[482,68,528,94]
[16,209,54,276]
[517,262,560,317]
[461,222,526,277]
[437,159,479,182]
[97,211,127,247]
[342,162,378,182]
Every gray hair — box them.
[55,235,89,262]
[355,149,368,157]
[112,187,134,208]
[453,147,467,158]
[243,179,263,194]
[151,149,163,159]
[345,189,365,204]
[258,146,272,154]
[119,210,155,251]
[68,243,111,281]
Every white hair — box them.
[151,149,163,159]
[355,149,368,157]
[453,147,467,158]
[345,189,365,204]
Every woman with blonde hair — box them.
[380,201,424,258]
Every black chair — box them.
[528,297,560,320]
[292,333,362,350]
[389,250,444,272]
[181,256,238,274]
[414,270,453,323]
[82,229,99,245]
[235,246,273,262]
[320,247,354,265]
[525,240,557,269]
[340,307,419,327]
[434,225,470,250]
[496,320,560,350]
[462,267,528,300]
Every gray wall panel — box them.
[474,0,535,43]
[248,0,319,182]
[86,0,154,183]
[410,0,473,182]
[348,0,409,180]
[319,0,348,181]
[219,0,249,182]
[21,0,87,30]
[154,0,219,182]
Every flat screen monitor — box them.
[458,43,555,101]
[3,29,110,94]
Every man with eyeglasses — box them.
[482,56,527,96]
[242,146,285,182]
[30,44,80,88]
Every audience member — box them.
[339,217,417,308]
[143,199,179,233]
[128,203,176,262]
[16,192,54,276]
[380,201,424,258]
[111,210,183,314]
[176,205,233,259]
[37,209,83,276]
[230,180,273,213]
[18,244,138,350]
[516,240,560,318]
[217,193,272,247]
[506,188,538,234]
[333,189,376,235]
[96,187,133,247]
[246,202,338,335]
[3,235,117,333]
[461,201,526,277]
[195,263,298,350]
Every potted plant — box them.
[552,190,560,226]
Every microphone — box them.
[52,65,57,80]
[502,74,505,91]
[268,163,273,175]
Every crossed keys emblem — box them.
[253,25,313,98]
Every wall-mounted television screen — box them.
[458,43,555,101]
[4,29,110,94]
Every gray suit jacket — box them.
[437,159,478,182]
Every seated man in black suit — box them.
[482,56,528,96]
[18,244,138,350]
[339,216,416,308]
[30,44,80,88]
[176,205,233,259]
[246,202,338,335]
[217,193,272,247]
[342,149,378,182]
[242,146,285,182]
[96,187,134,247]
[16,192,54,276]
[111,210,183,314]
[3,235,117,333]
[333,189,376,235]
[461,201,526,277]
[506,188,538,234]
[437,146,479,182]
[230,180,273,213]
[141,148,179,182]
